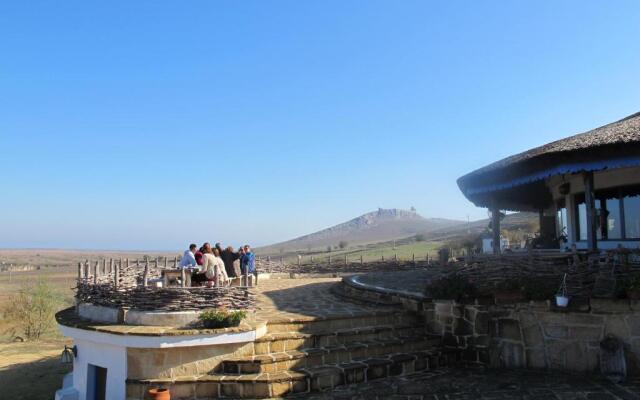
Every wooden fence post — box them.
[360,254,363,264]
[344,255,347,265]
[174,256,178,268]
[214,264,220,288]
[93,261,98,285]
[328,255,332,265]
[143,260,149,287]
[114,263,119,290]
[77,262,82,282]
[164,257,168,269]
[412,253,415,265]
[83,260,89,282]
[381,253,385,262]
[109,258,113,274]
[180,268,186,288]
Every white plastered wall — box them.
[72,338,127,400]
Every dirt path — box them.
[0,339,72,400]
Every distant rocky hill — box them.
[258,208,465,254]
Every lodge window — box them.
[574,185,640,241]
[557,200,568,238]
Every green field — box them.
[258,240,443,265]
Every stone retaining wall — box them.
[425,299,640,374]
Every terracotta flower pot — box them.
[148,388,170,400]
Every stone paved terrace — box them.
[253,277,399,323]
[301,368,640,399]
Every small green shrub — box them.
[2,279,65,340]
[425,274,476,302]
[198,309,248,329]
[494,278,524,292]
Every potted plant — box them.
[148,387,170,400]
[555,273,570,307]
[198,308,248,329]
[493,279,526,303]
[625,275,640,300]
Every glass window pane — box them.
[624,195,640,239]
[604,198,621,239]
[578,202,587,241]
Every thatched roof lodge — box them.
[458,111,640,252]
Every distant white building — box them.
[481,234,509,254]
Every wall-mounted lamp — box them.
[61,345,77,364]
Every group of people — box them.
[179,242,256,286]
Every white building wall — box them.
[72,339,127,400]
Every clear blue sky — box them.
[1,1,639,250]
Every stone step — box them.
[223,335,441,374]
[128,348,461,399]
[252,324,426,355]
[265,311,417,334]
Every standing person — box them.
[195,243,208,266]
[220,246,240,278]
[215,242,224,256]
[240,245,257,285]
[202,247,228,285]
[179,244,198,268]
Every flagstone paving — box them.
[301,368,640,399]
[253,278,399,323]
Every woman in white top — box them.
[200,247,228,285]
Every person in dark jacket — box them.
[240,245,257,285]
[220,246,240,278]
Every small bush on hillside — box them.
[338,241,348,249]
[425,274,477,302]
[415,234,426,242]
[2,280,65,340]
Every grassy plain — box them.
[0,249,178,400]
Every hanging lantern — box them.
[61,345,77,364]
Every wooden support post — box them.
[102,259,106,275]
[143,260,149,287]
[328,255,331,265]
[109,258,113,274]
[93,262,98,285]
[164,257,168,269]
[311,255,314,263]
[491,205,501,255]
[267,255,270,262]
[412,253,415,265]
[77,262,82,282]
[244,269,249,287]
[125,258,128,269]
[298,256,301,268]
[394,253,397,262]
[135,259,139,267]
[114,263,119,290]
[381,253,384,262]
[344,255,347,265]
[214,264,219,288]
[180,268,186,288]
[83,260,89,282]
[584,171,598,251]
[174,256,178,268]
[360,254,363,264]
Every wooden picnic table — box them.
[161,268,192,287]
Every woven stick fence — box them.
[74,258,255,311]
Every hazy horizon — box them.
[2,1,640,250]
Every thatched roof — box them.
[458,111,640,210]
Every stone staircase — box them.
[132,309,457,399]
